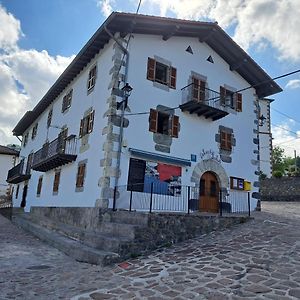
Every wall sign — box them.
[199,149,221,163]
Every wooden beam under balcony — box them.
[180,100,228,121]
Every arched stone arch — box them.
[191,159,229,189]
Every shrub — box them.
[273,170,283,178]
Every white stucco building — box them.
[8,13,282,213]
[0,145,19,200]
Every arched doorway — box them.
[199,171,219,213]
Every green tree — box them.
[271,146,286,176]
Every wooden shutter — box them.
[199,80,206,102]
[171,115,179,138]
[76,164,86,188]
[37,176,43,196]
[221,131,232,151]
[220,131,227,150]
[53,171,61,193]
[149,109,158,133]
[220,86,226,106]
[87,110,95,133]
[227,133,232,150]
[169,67,177,89]
[147,58,156,81]
[236,93,242,112]
[79,119,84,137]
[192,77,200,101]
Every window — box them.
[53,170,61,193]
[230,176,244,190]
[23,132,29,147]
[57,128,68,152]
[149,109,179,138]
[147,58,176,89]
[192,77,206,102]
[62,89,73,112]
[47,108,53,128]
[220,130,232,151]
[31,123,38,140]
[37,176,43,196]
[16,185,19,199]
[87,65,97,92]
[26,153,34,174]
[76,163,86,188]
[79,110,95,137]
[220,86,242,112]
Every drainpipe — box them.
[104,26,130,189]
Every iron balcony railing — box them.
[32,135,77,170]
[6,159,31,184]
[112,182,251,216]
[181,83,224,109]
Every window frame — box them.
[37,176,43,197]
[62,89,73,113]
[79,110,95,138]
[76,163,86,188]
[47,108,53,128]
[87,65,97,92]
[220,86,242,112]
[147,57,176,89]
[230,176,244,190]
[31,123,38,140]
[220,130,232,151]
[149,109,179,138]
[53,170,61,193]
[23,132,29,147]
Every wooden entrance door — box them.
[199,172,219,213]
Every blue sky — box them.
[0,0,300,156]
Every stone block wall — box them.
[260,177,300,201]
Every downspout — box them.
[104,26,130,189]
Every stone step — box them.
[23,214,134,253]
[13,214,120,266]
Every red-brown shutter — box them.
[236,93,242,112]
[147,58,156,81]
[220,131,227,150]
[87,110,95,133]
[192,77,200,101]
[199,80,206,102]
[220,86,226,106]
[227,133,232,150]
[37,176,43,196]
[79,119,84,137]
[76,164,86,188]
[171,115,179,138]
[149,109,158,133]
[53,171,61,192]
[169,67,177,89]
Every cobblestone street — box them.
[0,202,300,299]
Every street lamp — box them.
[117,83,133,110]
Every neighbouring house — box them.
[8,12,282,213]
[0,145,19,202]
[258,98,273,178]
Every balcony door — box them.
[199,172,219,213]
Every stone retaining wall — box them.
[260,177,300,201]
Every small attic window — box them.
[207,55,214,63]
[185,46,193,54]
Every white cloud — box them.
[0,4,74,145]
[0,5,22,50]
[97,0,115,17]
[272,122,300,157]
[125,0,300,61]
[286,79,300,89]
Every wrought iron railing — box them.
[112,182,251,216]
[32,135,77,167]
[181,83,224,109]
[6,159,29,182]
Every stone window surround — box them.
[79,107,93,153]
[75,159,88,193]
[221,84,238,114]
[87,63,97,95]
[216,125,236,163]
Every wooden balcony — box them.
[180,84,229,121]
[7,160,31,184]
[31,135,77,172]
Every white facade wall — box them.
[13,33,261,212]
[117,34,259,209]
[14,39,116,211]
[259,99,272,177]
[0,154,16,196]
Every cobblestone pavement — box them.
[0,202,300,300]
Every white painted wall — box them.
[259,99,272,177]
[116,34,259,209]
[13,32,264,212]
[14,39,116,211]
[0,154,16,196]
